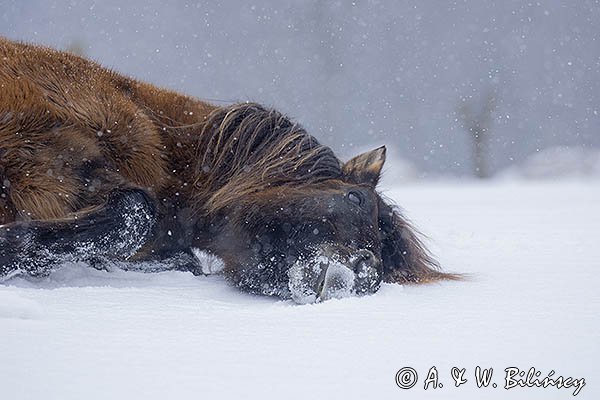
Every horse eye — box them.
[347,191,362,206]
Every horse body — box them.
[0,37,212,222]
[0,38,454,302]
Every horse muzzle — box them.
[287,246,381,304]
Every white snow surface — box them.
[499,146,600,180]
[1,181,598,399]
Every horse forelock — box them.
[192,102,342,214]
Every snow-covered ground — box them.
[1,180,598,399]
[499,146,600,180]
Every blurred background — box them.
[1,0,599,180]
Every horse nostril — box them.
[352,249,377,271]
[352,249,381,295]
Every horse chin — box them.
[286,246,381,304]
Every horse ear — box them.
[343,146,386,186]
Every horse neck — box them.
[126,80,221,198]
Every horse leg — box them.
[0,188,156,278]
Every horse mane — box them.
[192,102,342,214]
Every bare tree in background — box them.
[458,90,497,178]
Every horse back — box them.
[0,37,213,224]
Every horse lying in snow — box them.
[0,38,456,303]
